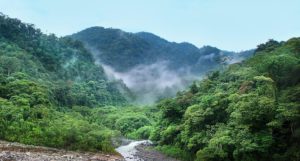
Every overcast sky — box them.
[0,0,299,51]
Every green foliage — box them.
[0,97,118,152]
[155,145,193,161]
[115,115,150,134]
[71,27,253,74]
[87,106,158,138]
[0,13,128,107]
[127,126,154,139]
[160,125,180,145]
[256,39,282,52]
[153,38,300,161]
[1,13,299,161]
[0,13,133,152]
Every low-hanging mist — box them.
[71,26,254,104]
[102,61,199,104]
[99,52,253,104]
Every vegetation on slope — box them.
[71,26,253,74]
[150,38,300,161]
[71,27,254,103]
[1,13,299,161]
[0,13,138,152]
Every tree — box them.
[0,56,21,75]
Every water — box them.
[116,140,152,161]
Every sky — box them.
[0,0,299,51]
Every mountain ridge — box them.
[71,26,254,74]
[71,26,254,103]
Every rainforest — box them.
[0,1,299,161]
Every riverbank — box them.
[0,140,181,161]
[116,140,179,161]
[0,140,124,161]
[134,143,180,161]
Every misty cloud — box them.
[98,52,251,104]
[102,61,197,104]
[226,54,247,64]
[84,39,253,104]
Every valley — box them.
[0,9,300,161]
[71,27,254,104]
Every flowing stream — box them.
[116,140,152,161]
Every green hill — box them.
[71,27,254,103]
[1,12,299,161]
[151,38,300,161]
[0,13,131,152]
[71,27,253,74]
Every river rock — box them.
[0,140,124,161]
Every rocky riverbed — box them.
[134,143,179,161]
[0,140,124,161]
[0,140,180,161]
[116,140,179,161]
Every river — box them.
[115,140,152,161]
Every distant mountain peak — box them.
[71,26,254,103]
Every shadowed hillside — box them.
[71,27,254,103]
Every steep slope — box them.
[71,27,252,73]
[71,27,254,103]
[0,13,128,107]
[0,13,130,152]
[151,38,300,161]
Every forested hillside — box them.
[0,13,140,152]
[71,27,253,73]
[0,12,299,161]
[71,27,254,103]
[151,38,300,161]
